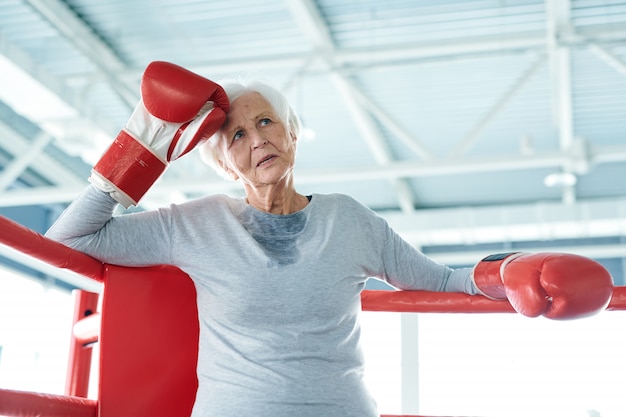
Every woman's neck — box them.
[244,183,308,214]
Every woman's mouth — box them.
[257,155,277,167]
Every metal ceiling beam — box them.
[348,86,433,161]
[0,120,85,187]
[0,1,138,194]
[331,73,416,213]
[285,0,417,214]
[334,23,626,66]
[546,0,576,204]
[0,132,52,191]
[383,196,626,249]
[13,3,625,96]
[3,144,626,208]
[24,0,137,108]
[0,31,116,183]
[448,54,547,158]
[589,43,626,78]
[130,34,545,79]
[126,22,626,79]
[0,31,118,137]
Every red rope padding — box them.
[0,215,103,282]
[606,286,626,310]
[0,388,97,417]
[361,286,626,313]
[0,390,447,417]
[362,290,515,313]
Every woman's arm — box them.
[335,194,478,294]
[46,184,173,266]
[381,225,477,294]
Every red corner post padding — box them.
[97,264,199,417]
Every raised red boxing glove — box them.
[472,252,613,320]
[90,61,229,207]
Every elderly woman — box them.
[46,62,613,417]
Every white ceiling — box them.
[1,0,626,285]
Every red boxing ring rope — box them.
[0,215,103,282]
[1,214,625,417]
[362,285,626,313]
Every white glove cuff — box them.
[89,170,135,209]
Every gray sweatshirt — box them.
[46,185,476,417]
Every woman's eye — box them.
[233,130,244,141]
[259,118,271,126]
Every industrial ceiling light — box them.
[543,172,577,188]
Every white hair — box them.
[199,79,302,180]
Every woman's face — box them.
[219,92,297,188]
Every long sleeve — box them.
[380,223,478,294]
[45,184,173,266]
[332,194,478,295]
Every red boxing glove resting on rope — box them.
[90,61,230,207]
[472,252,613,320]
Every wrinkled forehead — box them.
[222,92,276,129]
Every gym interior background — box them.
[0,1,625,416]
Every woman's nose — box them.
[250,129,267,148]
